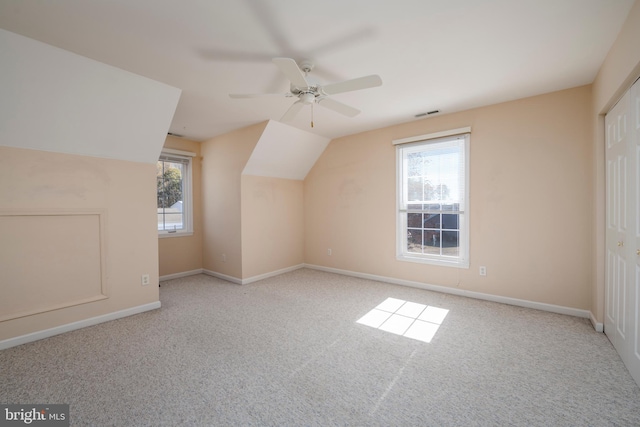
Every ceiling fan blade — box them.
[281,101,305,122]
[317,97,360,117]
[273,57,309,88]
[322,75,382,95]
[229,93,286,99]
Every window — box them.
[396,130,469,268]
[157,150,194,237]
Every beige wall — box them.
[167,122,306,282]
[591,0,640,322]
[0,146,160,341]
[200,122,266,278]
[158,136,203,277]
[241,175,304,278]
[305,86,593,310]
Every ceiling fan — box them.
[229,58,382,126]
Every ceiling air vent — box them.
[415,109,440,118]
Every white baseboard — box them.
[590,312,604,332]
[241,264,305,284]
[305,264,593,321]
[202,269,242,284]
[203,264,305,285]
[0,301,161,351]
[160,269,204,282]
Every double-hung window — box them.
[157,149,194,237]
[395,129,470,268]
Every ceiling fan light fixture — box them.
[300,92,316,104]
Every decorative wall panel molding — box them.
[0,210,107,322]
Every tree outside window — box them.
[397,132,469,268]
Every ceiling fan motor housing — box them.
[299,92,316,104]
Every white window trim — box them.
[392,127,471,146]
[395,130,470,268]
[158,149,194,238]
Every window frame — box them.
[157,149,194,238]
[395,130,470,268]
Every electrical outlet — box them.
[141,274,150,286]
[222,254,227,262]
[479,266,487,276]
[327,248,332,256]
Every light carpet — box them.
[1,269,639,426]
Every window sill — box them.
[158,231,193,239]
[397,254,469,269]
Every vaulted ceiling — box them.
[0,0,634,141]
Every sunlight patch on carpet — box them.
[356,298,448,343]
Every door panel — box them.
[635,265,640,364]
[616,256,626,339]
[605,90,630,366]
[619,155,627,233]
[605,79,640,387]
[605,91,629,354]
[606,250,616,326]
[629,80,640,384]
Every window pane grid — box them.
[397,133,468,266]
[405,213,461,257]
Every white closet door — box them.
[605,78,640,387]
[605,91,630,360]
[629,80,640,385]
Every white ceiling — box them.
[0,0,634,141]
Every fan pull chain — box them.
[311,102,314,128]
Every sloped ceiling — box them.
[0,28,180,164]
[243,120,330,180]
[0,0,634,141]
